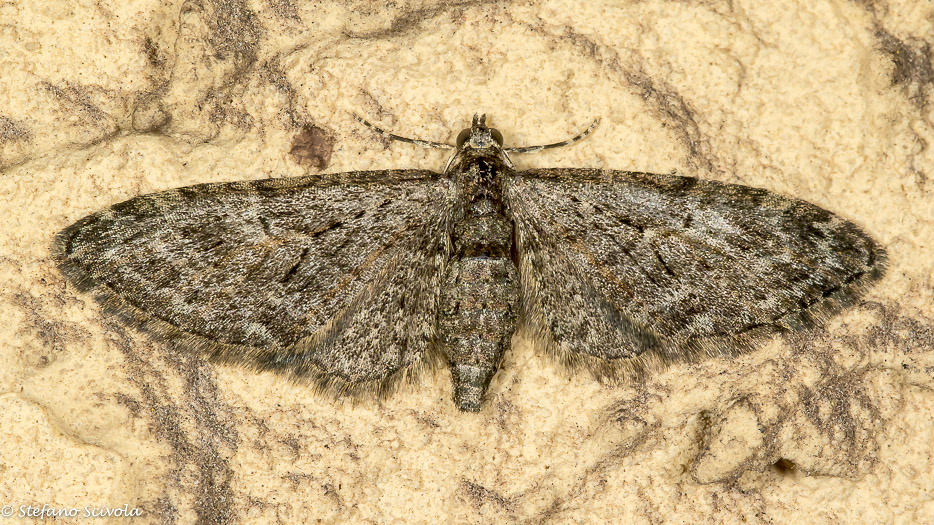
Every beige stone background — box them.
[1,0,932,523]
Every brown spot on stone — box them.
[289,125,334,169]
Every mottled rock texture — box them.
[0,0,931,523]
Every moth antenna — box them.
[505,118,599,154]
[352,113,455,150]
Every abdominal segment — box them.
[439,215,518,411]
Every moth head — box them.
[455,114,505,151]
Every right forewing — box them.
[507,168,885,381]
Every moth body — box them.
[439,116,518,411]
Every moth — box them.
[53,115,886,411]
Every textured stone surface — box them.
[1,0,932,523]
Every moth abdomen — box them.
[439,256,518,412]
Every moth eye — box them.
[490,128,504,146]
[456,129,471,148]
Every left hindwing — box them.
[505,168,886,377]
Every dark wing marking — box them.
[506,168,886,380]
[53,170,453,398]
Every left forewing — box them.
[53,170,453,397]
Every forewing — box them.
[507,168,885,379]
[54,170,453,396]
